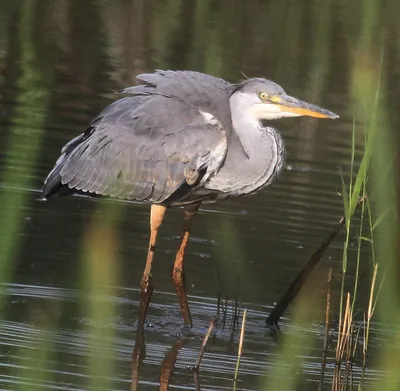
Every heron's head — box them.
[230,78,338,121]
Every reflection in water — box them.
[131,326,146,391]
[159,337,185,391]
[0,0,399,390]
[131,316,225,391]
[0,283,382,390]
[131,307,223,391]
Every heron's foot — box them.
[172,266,192,327]
[139,275,154,326]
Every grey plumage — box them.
[43,70,338,205]
[44,71,230,204]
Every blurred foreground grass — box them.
[263,3,400,390]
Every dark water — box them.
[0,0,398,390]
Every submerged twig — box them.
[232,275,240,329]
[229,300,241,347]
[222,298,228,329]
[194,317,216,371]
[214,268,222,323]
[192,317,216,391]
[194,371,201,391]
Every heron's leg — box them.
[172,203,200,327]
[139,204,167,325]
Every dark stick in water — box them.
[194,317,216,371]
[266,216,345,327]
[192,317,216,391]
[159,338,185,391]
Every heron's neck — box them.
[231,108,264,159]
[204,105,285,195]
[229,93,273,160]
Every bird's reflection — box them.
[159,337,186,391]
[130,325,146,391]
[130,322,186,391]
[130,316,221,391]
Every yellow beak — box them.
[274,95,339,119]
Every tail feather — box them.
[42,131,89,198]
[41,162,67,199]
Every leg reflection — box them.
[159,338,185,391]
[131,324,146,391]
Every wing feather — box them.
[43,70,231,204]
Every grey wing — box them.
[43,92,228,204]
[123,70,234,132]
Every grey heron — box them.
[42,70,338,327]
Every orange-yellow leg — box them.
[172,203,200,327]
[139,204,167,325]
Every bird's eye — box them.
[259,92,269,101]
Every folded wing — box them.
[43,71,230,203]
